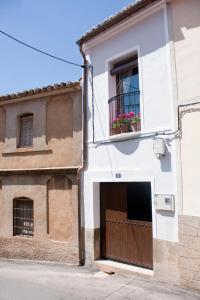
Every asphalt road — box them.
[0,260,199,300]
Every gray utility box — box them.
[154,194,175,212]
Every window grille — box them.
[19,114,33,147]
[13,198,34,237]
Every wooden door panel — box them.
[120,222,128,260]
[140,224,153,268]
[100,183,153,269]
[127,222,142,265]
[106,220,121,259]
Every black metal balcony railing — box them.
[108,91,141,135]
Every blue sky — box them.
[0,0,133,95]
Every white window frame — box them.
[105,45,144,137]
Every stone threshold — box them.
[92,259,153,279]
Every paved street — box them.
[0,260,199,300]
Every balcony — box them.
[108,91,141,136]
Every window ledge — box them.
[2,145,51,155]
[109,131,141,141]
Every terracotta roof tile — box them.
[0,81,81,102]
[77,0,159,45]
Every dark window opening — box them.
[13,197,34,237]
[19,113,33,147]
[127,182,152,222]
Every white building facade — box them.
[78,0,182,285]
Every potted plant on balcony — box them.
[135,112,141,131]
[112,118,121,135]
[129,112,136,132]
[120,113,130,133]
[130,111,141,132]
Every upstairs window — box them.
[109,55,141,135]
[19,114,33,147]
[13,197,34,237]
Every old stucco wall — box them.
[48,175,79,244]
[0,89,82,169]
[178,106,200,292]
[171,0,200,101]
[0,174,79,264]
[171,2,200,292]
[180,107,200,217]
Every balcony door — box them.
[109,56,141,135]
[116,66,140,114]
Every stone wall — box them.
[0,237,79,264]
[154,215,200,292]
[179,215,200,292]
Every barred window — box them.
[19,114,33,147]
[13,198,34,237]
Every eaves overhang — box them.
[77,0,160,46]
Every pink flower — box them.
[129,111,135,117]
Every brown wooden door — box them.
[100,182,153,269]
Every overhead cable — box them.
[0,29,84,68]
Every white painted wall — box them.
[83,4,178,242]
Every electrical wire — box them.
[92,100,200,146]
[0,29,84,68]
[159,100,200,137]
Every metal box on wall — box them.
[154,194,175,212]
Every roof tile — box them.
[0,81,80,102]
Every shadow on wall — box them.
[46,96,73,142]
[171,0,200,43]
[1,176,48,186]
[114,138,140,155]
[157,210,175,218]
[160,139,172,173]
[48,175,72,190]
[2,150,52,157]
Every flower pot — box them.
[130,122,136,132]
[120,124,129,133]
[135,121,141,131]
[131,121,141,132]
[112,127,121,135]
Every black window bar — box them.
[108,91,141,135]
[13,198,34,237]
